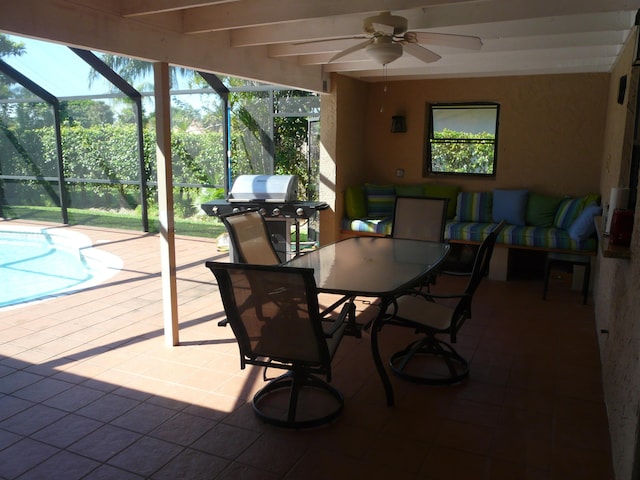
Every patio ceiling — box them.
[1,0,639,93]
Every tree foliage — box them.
[2,120,224,212]
[229,89,318,199]
[0,34,27,103]
[1,46,320,217]
[430,129,496,174]
[61,100,115,127]
[0,34,26,58]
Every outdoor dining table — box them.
[283,235,450,406]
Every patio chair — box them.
[391,196,449,290]
[381,220,505,385]
[220,209,281,265]
[206,261,352,428]
[391,196,449,242]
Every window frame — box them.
[424,102,500,177]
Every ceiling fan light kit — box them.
[366,38,403,65]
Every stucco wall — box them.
[363,74,608,196]
[595,29,640,480]
[322,72,609,244]
[319,74,368,243]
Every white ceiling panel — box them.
[1,0,638,91]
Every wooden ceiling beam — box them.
[121,0,239,18]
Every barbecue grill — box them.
[201,175,328,261]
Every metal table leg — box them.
[370,298,395,406]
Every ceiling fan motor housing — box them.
[364,12,408,36]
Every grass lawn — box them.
[0,205,226,238]
[0,205,311,242]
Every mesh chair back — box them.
[222,210,281,265]
[210,263,330,366]
[457,220,506,304]
[392,196,449,242]
[449,220,506,331]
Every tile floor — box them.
[0,220,613,479]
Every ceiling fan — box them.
[325,11,482,66]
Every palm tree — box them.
[87,55,192,90]
[0,34,26,58]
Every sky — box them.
[4,35,113,98]
[2,33,225,115]
[2,34,203,100]
[2,33,319,115]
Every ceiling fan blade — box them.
[402,43,441,63]
[329,39,373,63]
[293,35,367,46]
[405,32,483,50]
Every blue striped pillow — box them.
[455,191,493,222]
[365,184,395,217]
[553,197,584,230]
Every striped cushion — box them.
[445,222,495,242]
[342,217,393,235]
[553,197,584,230]
[365,184,395,218]
[445,221,597,251]
[455,191,492,222]
[345,185,367,219]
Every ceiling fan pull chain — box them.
[380,65,388,113]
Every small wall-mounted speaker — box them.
[391,115,407,133]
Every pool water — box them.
[0,226,123,309]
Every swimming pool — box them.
[0,225,123,309]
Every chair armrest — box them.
[439,269,472,277]
[386,291,470,319]
[398,290,469,302]
[422,292,470,301]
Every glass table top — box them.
[284,236,450,297]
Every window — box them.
[425,102,500,176]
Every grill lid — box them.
[228,175,299,203]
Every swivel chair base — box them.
[252,370,344,429]
[390,337,469,385]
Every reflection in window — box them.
[425,103,499,176]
